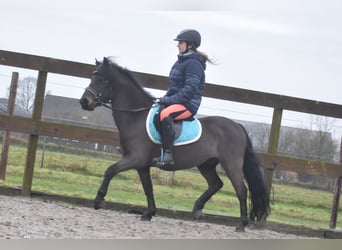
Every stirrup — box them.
[155,150,174,167]
[157,159,174,167]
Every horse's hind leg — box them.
[221,159,248,232]
[193,158,223,219]
[231,177,248,232]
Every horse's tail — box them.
[240,125,270,221]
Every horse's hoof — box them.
[235,220,248,232]
[140,210,155,221]
[193,209,203,220]
[94,198,106,210]
[140,213,152,221]
[140,215,152,221]
[235,225,245,232]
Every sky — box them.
[1,0,341,138]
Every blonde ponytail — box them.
[196,50,215,64]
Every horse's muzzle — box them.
[80,96,95,111]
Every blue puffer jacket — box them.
[161,52,206,115]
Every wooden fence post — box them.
[0,72,19,180]
[265,108,283,196]
[22,71,47,196]
[329,137,342,229]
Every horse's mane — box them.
[106,57,155,101]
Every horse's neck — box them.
[112,73,150,107]
[110,86,150,132]
[109,71,152,136]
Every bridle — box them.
[85,86,154,113]
[85,86,113,110]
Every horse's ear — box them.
[95,58,100,66]
[103,57,109,65]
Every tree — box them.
[295,116,338,189]
[245,116,339,188]
[296,116,338,162]
[15,76,37,112]
[243,122,270,151]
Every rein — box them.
[86,86,153,113]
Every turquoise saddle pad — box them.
[146,104,202,146]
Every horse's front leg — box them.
[137,167,156,221]
[94,157,137,210]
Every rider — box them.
[156,29,213,167]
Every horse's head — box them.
[81,57,155,112]
[80,57,113,111]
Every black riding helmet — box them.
[174,29,201,48]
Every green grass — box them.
[1,144,341,230]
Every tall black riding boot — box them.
[157,116,175,167]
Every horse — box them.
[79,57,270,232]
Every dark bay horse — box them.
[80,57,270,231]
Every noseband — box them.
[85,86,113,110]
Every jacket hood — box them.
[178,52,206,70]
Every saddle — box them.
[146,104,202,146]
